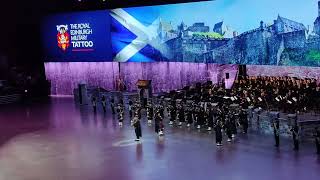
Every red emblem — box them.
[56,25,70,51]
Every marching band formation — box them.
[91,76,320,153]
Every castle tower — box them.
[178,21,186,37]
[318,1,320,17]
[314,1,320,34]
[260,21,264,30]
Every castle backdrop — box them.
[111,0,320,67]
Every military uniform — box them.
[132,116,142,141]
[110,99,115,114]
[239,109,249,134]
[92,97,97,113]
[215,120,223,146]
[273,121,280,147]
[169,106,176,125]
[178,106,185,126]
[186,107,193,127]
[101,96,106,112]
[207,108,214,131]
[117,104,124,126]
[147,105,154,124]
[128,100,133,117]
[155,112,164,136]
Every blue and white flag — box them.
[111,7,172,62]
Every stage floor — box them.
[0,97,319,180]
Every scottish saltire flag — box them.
[111,7,172,62]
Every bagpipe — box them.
[156,111,164,120]
[146,106,154,118]
[131,117,140,127]
[214,120,224,129]
[118,111,124,120]
[116,104,124,113]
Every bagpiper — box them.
[135,101,142,119]
[169,104,176,125]
[101,95,107,113]
[186,105,193,127]
[214,120,223,146]
[92,96,97,113]
[273,120,280,147]
[128,100,133,117]
[132,115,142,141]
[206,106,214,131]
[225,116,233,142]
[239,109,249,134]
[110,98,115,114]
[158,103,165,119]
[117,104,124,127]
[155,111,164,136]
[290,122,299,151]
[177,104,185,126]
[230,113,238,139]
[147,102,154,124]
[194,104,201,129]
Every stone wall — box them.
[210,29,272,65]
[306,36,320,50]
[282,30,306,49]
[239,30,270,65]
[267,34,284,65]
[165,23,320,67]
[211,39,235,64]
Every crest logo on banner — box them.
[56,25,70,51]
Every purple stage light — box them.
[120,62,238,93]
[45,62,238,95]
[45,62,119,95]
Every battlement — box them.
[234,27,273,40]
[278,29,306,36]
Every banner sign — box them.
[42,10,112,62]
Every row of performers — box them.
[92,96,320,153]
[91,87,313,118]
[116,100,249,145]
[115,102,164,141]
[187,88,310,114]
[116,100,320,152]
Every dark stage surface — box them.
[0,97,320,180]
